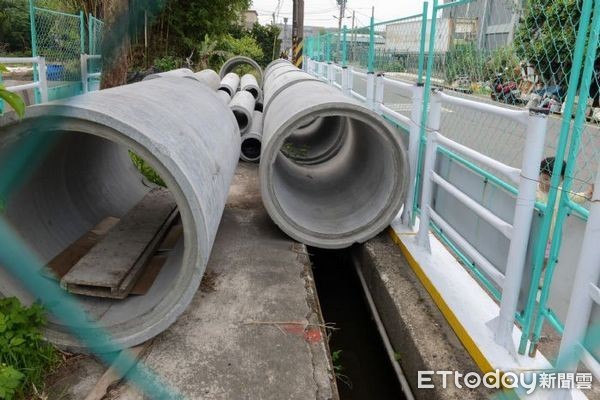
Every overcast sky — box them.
[251,0,427,29]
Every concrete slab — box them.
[112,162,338,399]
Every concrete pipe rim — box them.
[260,103,409,249]
[219,56,263,86]
[240,132,262,163]
[232,107,252,135]
[0,109,209,352]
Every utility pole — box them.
[336,0,347,60]
[283,17,289,58]
[292,0,304,67]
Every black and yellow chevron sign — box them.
[293,39,304,68]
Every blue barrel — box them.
[46,64,65,81]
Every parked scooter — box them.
[490,73,520,105]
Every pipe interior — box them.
[280,116,346,165]
[218,87,232,97]
[233,110,250,131]
[246,88,259,99]
[0,125,186,331]
[241,137,261,161]
[271,113,396,237]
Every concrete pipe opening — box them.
[260,82,409,249]
[0,78,240,351]
[241,136,261,162]
[219,56,263,86]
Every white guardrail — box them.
[0,56,49,103]
[308,58,551,355]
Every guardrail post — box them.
[327,63,334,85]
[36,56,49,103]
[494,108,549,353]
[402,83,424,227]
[366,73,375,110]
[374,73,385,115]
[341,67,351,97]
[80,54,88,94]
[416,90,442,251]
[554,165,600,400]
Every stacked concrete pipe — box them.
[240,110,263,162]
[143,68,195,80]
[260,65,410,249]
[219,56,263,86]
[193,69,221,91]
[241,74,262,100]
[0,77,240,351]
[229,91,256,135]
[218,73,241,98]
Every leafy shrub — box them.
[0,298,58,398]
[153,55,181,72]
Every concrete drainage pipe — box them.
[218,73,240,97]
[240,74,262,100]
[240,111,263,162]
[193,69,221,91]
[143,68,195,80]
[229,91,256,135]
[0,77,240,351]
[219,56,263,86]
[260,79,409,249]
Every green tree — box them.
[249,22,281,66]
[514,0,581,89]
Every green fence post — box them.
[417,1,429,84]
[88,13,93,54]
[28,0,41,104]
[342,25,348,67]
[80,11,85,54]
[518,0,595,356]
[527,0,600,356]
[316,32,321,61]
[412,0,439,225]
[325,33,331,63]
[368,10,375,73]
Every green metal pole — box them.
[529,0,600,355]
[80,11,85,54]
[88,13,93,55]
[342,25,348,67]
[518,0,595,356]
[368,9,375,73]
[412,0,439,225]
[316,32,321,61]
[417,1,429,84]
[326,33,331,63]
[29,0,41,104]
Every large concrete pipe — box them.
[260,79,409,249]
[240,74,262,100]
[143,68,194,80]
[193,69,221,91]
[264,59,292,81]
[0,77,240,351]
[218,72,240,97]
[229,91,256,135]
[263,66,317,114]
[219,56,263,86]
[240,111,263,163]
[216,89,232,105]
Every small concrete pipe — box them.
[218,72,241,97]
[241,74,262,100]
[216,89,232,105]
[260,78,409,249]
[0,78,240,351]
[219,56,263,85]
[143,68,195,80]
[240,111,263,163]
[193,69,221,91]
[229,91,256,135]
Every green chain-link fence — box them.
[306,0,600,362]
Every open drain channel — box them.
[309,246,413,400]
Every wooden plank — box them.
[61,188,177,299]
[84,343,149,400]
[44,217,120,279]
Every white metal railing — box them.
[417,89,548,353]
[0,56,48,103]
[554,165,600,399]
[81,54,102,93]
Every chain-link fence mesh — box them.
[33,7,83,82]
[345,26,371,70]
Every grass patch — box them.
[0,297,59,399]
[129,152,166,187]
